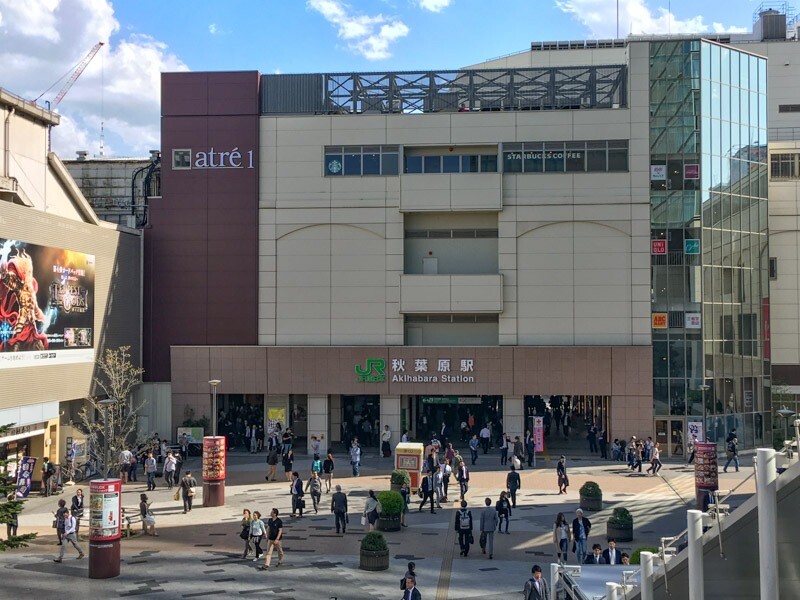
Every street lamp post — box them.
[208,379,221,436]
[777,407,796,449]
[699,384,711,438]
[204,379,225,507]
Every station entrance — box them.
[413,395,502,447]
[524,395,611,454]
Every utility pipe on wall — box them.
[756,448,778,600]
[4,107,14,177]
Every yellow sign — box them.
[652,313,668,329]
[267,407,286,433]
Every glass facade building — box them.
[650,40,770,455]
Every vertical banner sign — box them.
[267,407,286,434]
[533,417,544,452]
[687,421,704,443]
[202,436,226,481]
[694,442,719,509]
[89,479,122,541]
[14,456,36,498]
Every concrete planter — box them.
[607,524,633,542]
[580,496,603,512]
[376,515,401,532]
[359,549,390,571]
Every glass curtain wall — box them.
[650,40,770,451]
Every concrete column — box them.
[503,396,524,439]
[307,395,329,456]
[549,564,560,598]
[330,395,342,444]
[756,448,778,600]
[606,582,619,600]
[687,509,704,600]
[380,395,401,449]
[640,551,655,600]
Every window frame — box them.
[172,149,192,170]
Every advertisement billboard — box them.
[14,456,37,498]
[89,479,121,541]
[694,441,719,509]
[0,238,95,368]
[202,436,226,481]
[534,416,544,452]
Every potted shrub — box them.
[607,507,633,542]
[579,481,603,511]
[390,469,410,492]
[631,546,660,565]
[376,490,403,532]
[359,531,390,571]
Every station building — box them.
[145,20,789,456]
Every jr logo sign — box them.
[355,358,386,383]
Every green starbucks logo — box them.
[328,159,342,174]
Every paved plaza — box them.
[2,450,755,599]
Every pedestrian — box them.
[381,425,392,457]
[632,441,643,473]
[261,508,284,570]
[54,499,68,545]
[553,512,571,563]
[311,454,323,477]
[180,470,197,513]
[525,430,535,468]
[572,508,591,563]
[402,575,422,600]
[250,426,258,454]
[621,553,631,565]
[70,488,85,533]
[282,428,293,454]
[119,447,132,483]
[140,493,158,536]
[399,482,410,527]
[499,433,509,465]
[6,511,18,538]
[442,458,452,502]
[164,451,177,489]
[305,470,322,513]
[599,428,608,459]
[457,460,469,500]
[469,434,479,465]
[283,449,295,482]
[603,539,622,565]
[266,445,279,482]
[584,543,606,564]
[425,449,437,474]
[240,509,253,558]
[42,458,55,496]
[647,442,663,476]
[513,436,524,469]
[557,455,569,494]
[479,425,491,454]
[331,484,348,534]
[350,439,362,477]
[496,491,511,534]
[290,471,305,518]
[687,434,698,464]
[401,430,409,443]
[522,565,549,600]
[455,500,473,557]
[506,464,521,508]
[180,433,189,456]
[145,452,157,491]
[249,510,266,561]
[418,470,436,514]
[724,437,740,472]
[403,561,417,588]
[323,452,334,492]
[364,489,381,531]
[434,464,444,508]
[479,497,498,559]
[310,435,321,457]
[587,427,598,453]
[53,509,84,562]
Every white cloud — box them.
[209,23,218,34]
[307,0,409,60]
[418,0,452,12]
[0,0,188,157]
[555,0,747,38]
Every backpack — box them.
[459,510,470,529]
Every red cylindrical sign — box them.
[89,479,122,541]
[694,441,719,509]
[202,436,226,481]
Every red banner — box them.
[202,436,226,481]
[694,441,719,509]
[89,479,121,541]
[534,417,544,452]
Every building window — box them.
[172,149,191,170]
[502,140,628,173]
[770,153,800,179]
[404,153,498,174]
[324,145,399,176]
[778,104,800,113]
[769,257,777,280]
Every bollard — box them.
[640,550,654,600]
[687,509,703,600]
[756,448,778,600]
[606,582,619,600]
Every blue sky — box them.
[0,0,769,156]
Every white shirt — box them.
[164,456,177,472]
[401,433,408,443]
[64,516,77,535]
[381,429,391,443]
[479,427,490,439]
[120,450,132,463]
[608,549,616,564]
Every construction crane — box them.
[53,42,104,105]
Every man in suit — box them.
[584,543,607,564]
[479,497,499,559]
[418,470,436,514]
[402,575,422,600]
[603,539,622,565]
[523,565,549,600]
[506,465,521,508]
[330,484,348,534]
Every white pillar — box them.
[307,395,329,456]
[756,448,778,600]
[606,582,619,600]
[687,509,704,600]
[380,395,401,450]
[549,563,560,597]
[504,395,524,439]
[640,551,655,600]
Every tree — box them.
[77,346,146,477]
[0,423,37,551]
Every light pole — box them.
[777,407,796,448]
[208,379,221,436]
[699,384,711,438]
[98,397,117,479]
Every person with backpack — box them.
[457,461,470,500]
[455,500,473,557]
[42,459,56,497]
[311,454,323,478]
[479,497,498,559]
[522,565,549,600]
[506,464,521,508]
[53,509,84,563]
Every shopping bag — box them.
[173,489,180,501]
[360,515,366,526]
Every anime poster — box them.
[0,238,95,368]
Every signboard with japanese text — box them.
[89,479,121,541]
[202,436,226,481]
[534,417,544,452]
[685,313,702,329]
[14,456,36,498]
[0,238,95,368]
[694,442,718,509]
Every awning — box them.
[0,428,46,445]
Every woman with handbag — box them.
[240,509,253,559]
[140,493,158,536]
[249,511,266,561]
[180,470,198,513]
[363,490,381,532]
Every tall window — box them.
[502,140,628,173]
[324,145,399,176]
[770,153,800,179]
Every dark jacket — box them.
[331,491,348,513]
[402,587,422,600]
[420,474,434,494]
[454,508,473,532]
[291,478,304,497]
[507,471,521,491]
[584,553,606,564]
[602,548,622,565]
[572,516,591,540]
